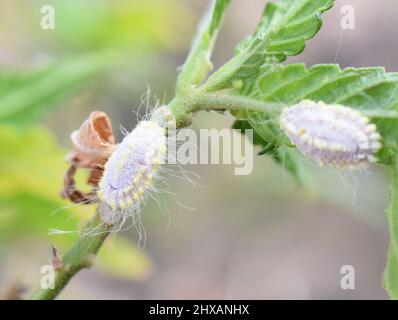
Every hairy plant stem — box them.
[169,92,284,126]
[170,87,398,124]
[27,210,111,300]
[189,93,283,114]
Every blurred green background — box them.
[0,0,397,299]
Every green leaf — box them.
[0,125,69,200]
[0,192,78,246]
[272,146,314,188]
[0,124,92,247]
[52,0,194,51]
[0,52,115,124]
[232,119,268,146]
[97,237,152,280]
[237,0,334,59]
[201,0,334,91]
[233,118,313,187]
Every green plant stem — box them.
[389,156,398,252]
[169,91,285,128]
[189,92,284,114]
[170,0,231,127]
[174,0,231,98]
[385,155,398,299]
[27,209,111,300]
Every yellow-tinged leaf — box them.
[97,236,152,280]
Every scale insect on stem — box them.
[98,116,168,227]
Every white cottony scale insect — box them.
[98,120,167,211]
[280,100,382,169]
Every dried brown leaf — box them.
[67,111,116,169]
[62,111,117,204]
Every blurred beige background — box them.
[1,0,397,299]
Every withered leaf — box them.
[67,111,116,169]
[63,111,117,203]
